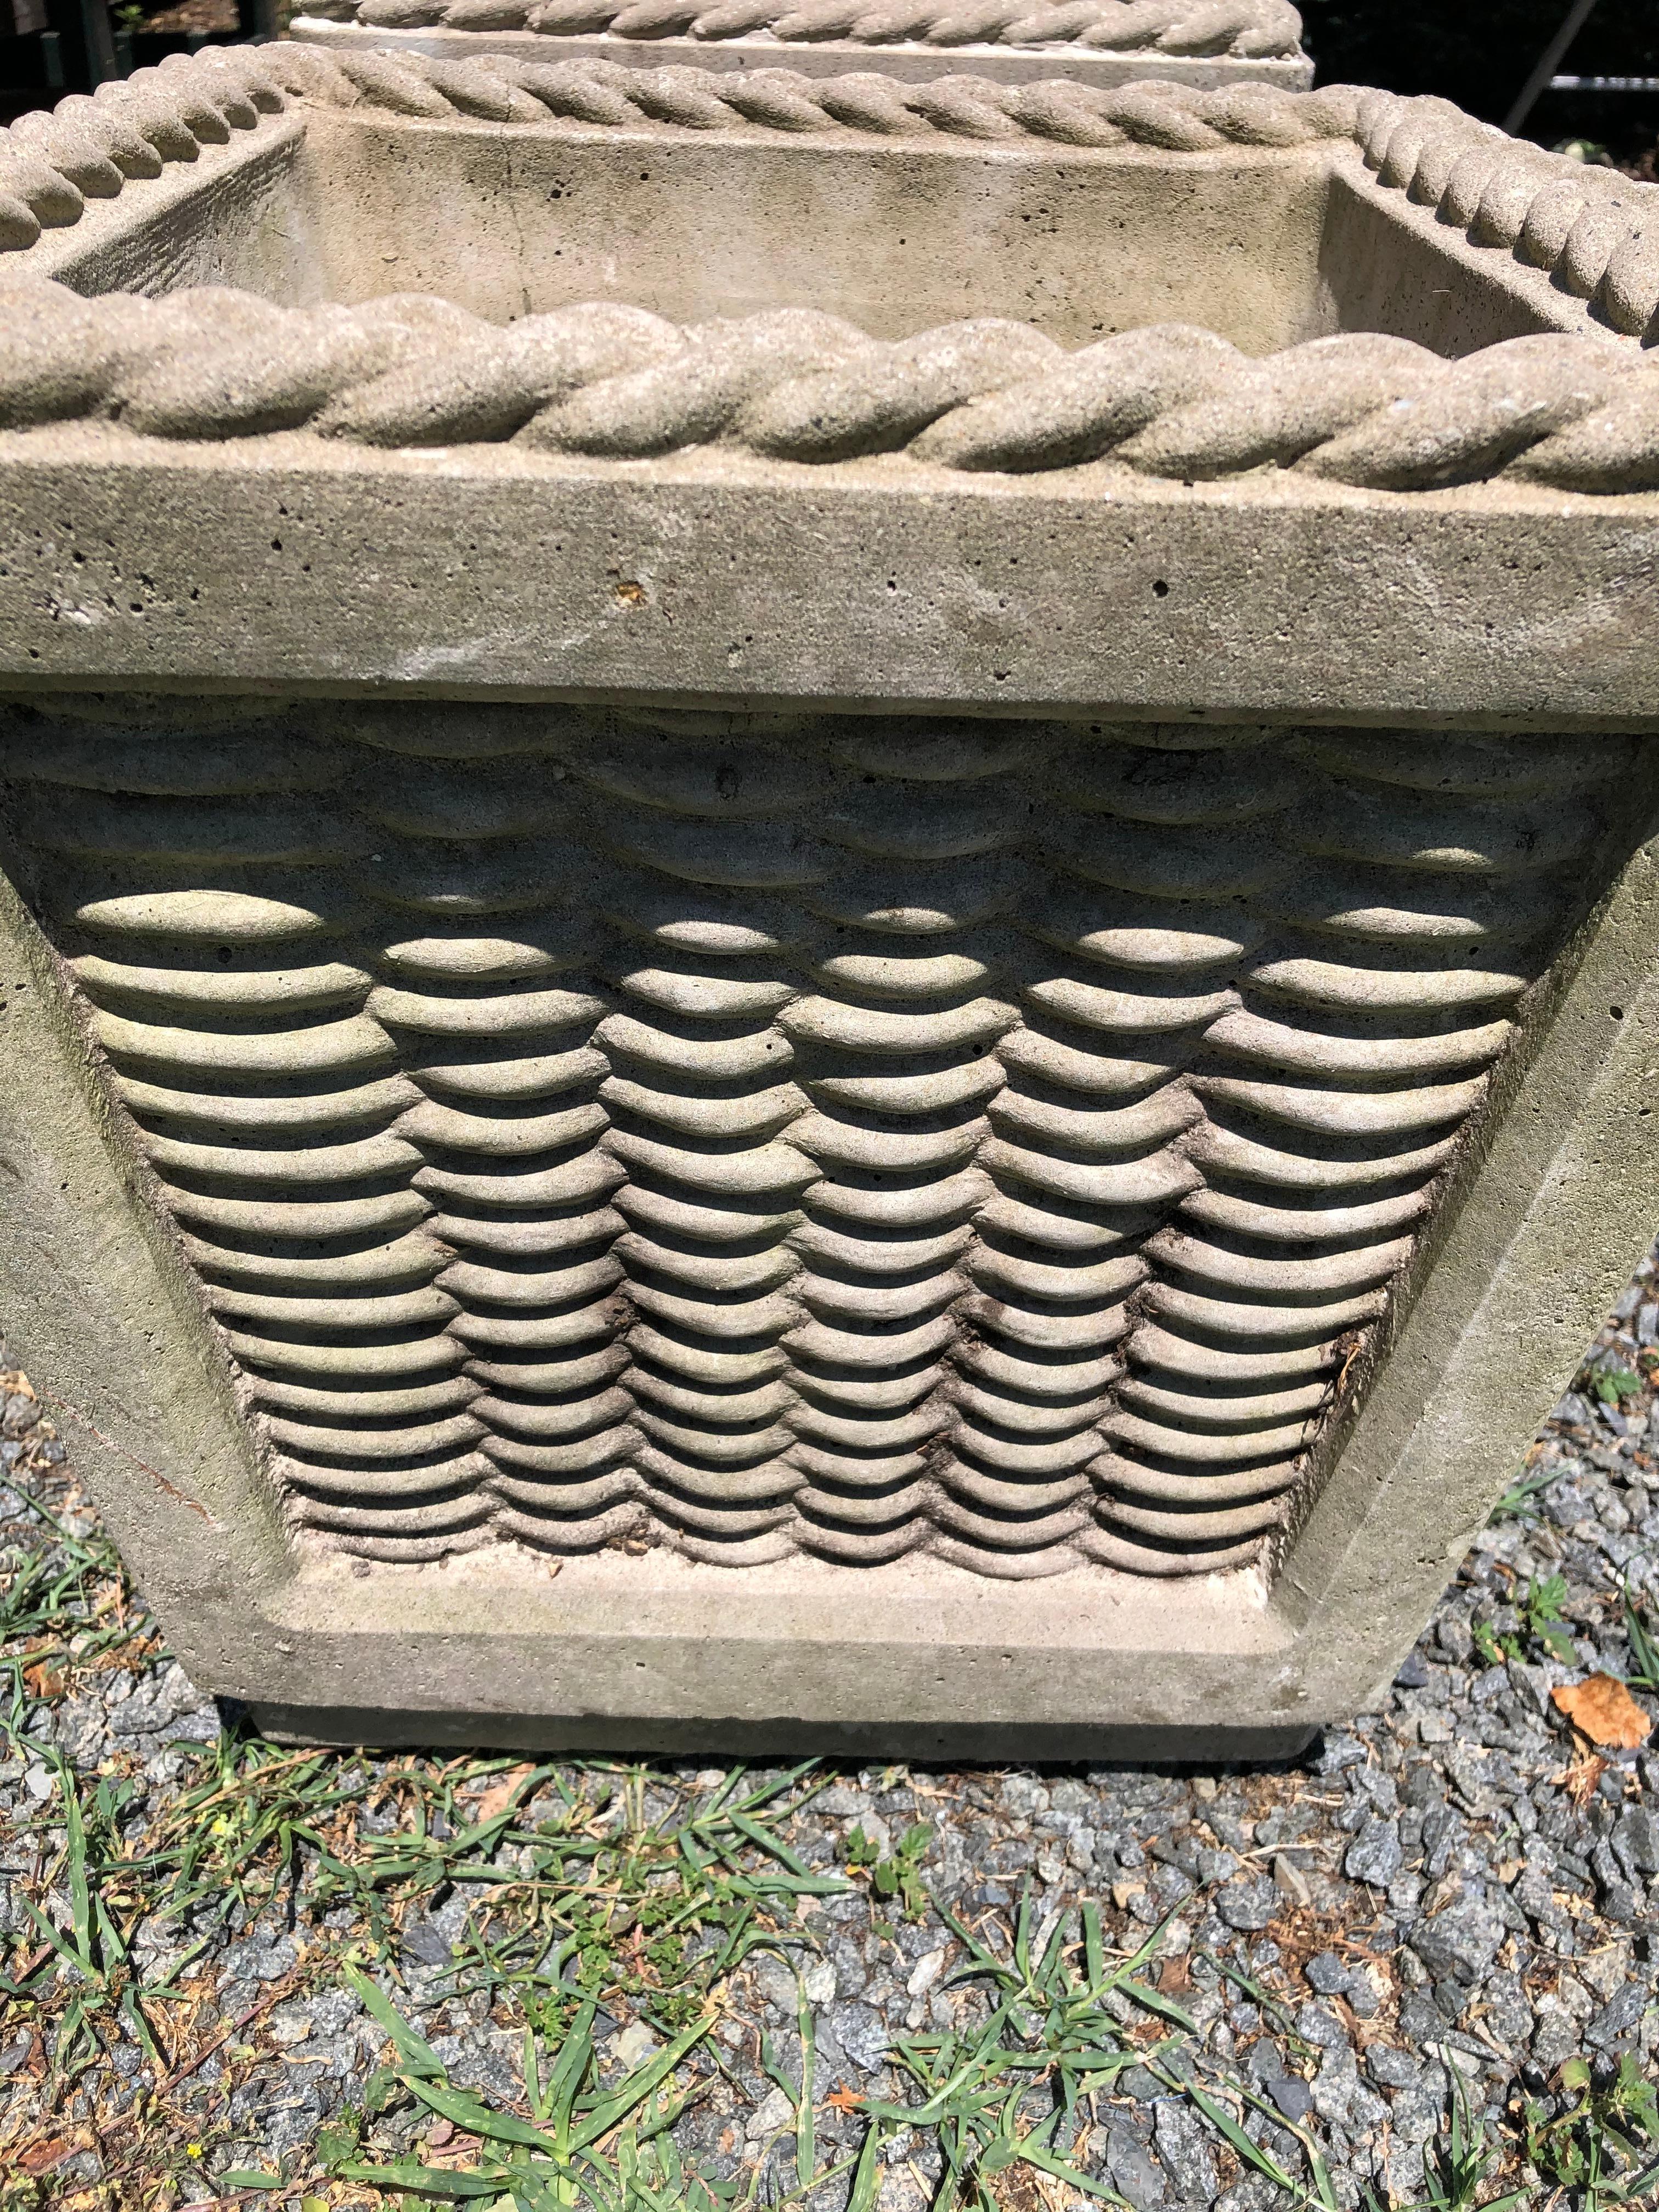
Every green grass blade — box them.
[17,1891,95,1978]
[409,2076,562,2152]
[1623,1584,1659,1692]
[933,1899,1007,1985]
[696,1768,745,1823]
[1015,2139,1136,2206]
[723,1810,815,1880]
[1034,1911,1070,1993]
[92,1889,128,1972]
[56,1758,94,1971]
[727,1759,818,1817]
[847,2122,885,2212]
[1182,2084,1299,2193]
[1609,2154,1659,2203]
[545,1997,598,2130]
[118,1984,164,2066]
[628,2081,706,2145]
[1117,1978,1197,2034]
[345,1963,448,2079]
[574,2015,711,2148]
[336,2160,517,2198]
[723,1871,848,1899]
[1012,1882,1035,1983]
[1081,1902,1105,1993]
[1197,1951,1316,2052]
[797,1983,816,2192]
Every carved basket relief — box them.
[0,699,1630,1581]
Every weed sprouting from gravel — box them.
[1624,1588,1659,1699]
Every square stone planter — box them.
[2,44,1659,1756]
[286,0,1311,95]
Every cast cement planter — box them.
[287,0,1312,94]
[2,44,1659,1754]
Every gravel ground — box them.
[3,1253,1658,2210]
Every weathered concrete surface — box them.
[2,49,1659,1750]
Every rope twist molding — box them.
[0,48,1357,251]
[298,0,1306,62]
[8,279,1659,493]
[279,40,1348,133]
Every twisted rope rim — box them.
[5,279,1659,494]
[0,48,1357,258]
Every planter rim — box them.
[295,26,1311,93]
[6,284,1659,497]
[2,49,1655,311]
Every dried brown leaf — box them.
[987,2168,1053,2212]
[1552,1749,1611,1808]
[1552,1672,1653,1750]
[473,1763,534,1822]
[18,2136,77,2176]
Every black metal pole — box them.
[77,0,117,76]
[40,0,119,88]
[1504,0,1602,135]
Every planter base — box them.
[244,1702,1323,1762]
